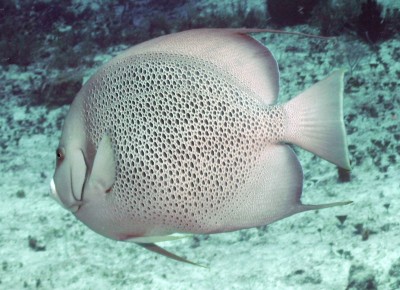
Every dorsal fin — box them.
[112,29,280,105]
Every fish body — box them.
[50,29,351,263]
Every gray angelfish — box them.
[50,29,351,266]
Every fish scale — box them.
[84,53,285,234]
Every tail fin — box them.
[283,70,351,170]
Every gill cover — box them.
[51,148,87,212]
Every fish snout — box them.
[50,178,81,213]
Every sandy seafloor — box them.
[1,4,400,290]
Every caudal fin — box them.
[283,70,351,170]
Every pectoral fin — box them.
[89,134,116,191]
[137,243,206,268]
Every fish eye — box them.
[56,147,65,161]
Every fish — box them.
[50,28,351,266]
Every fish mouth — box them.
[50,179,83,213]
[66,200,83,213]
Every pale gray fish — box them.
[50,28,351,266]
